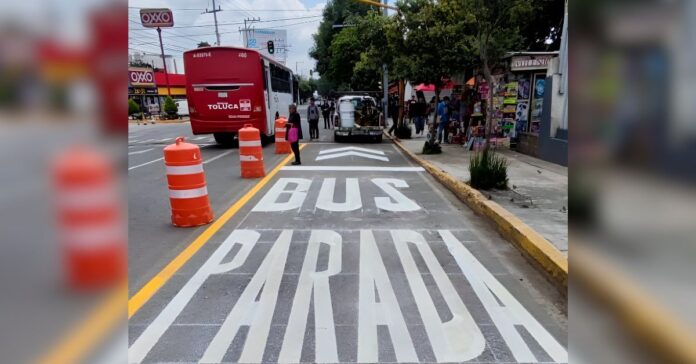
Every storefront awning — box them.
[414,81,454,91]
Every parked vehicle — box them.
[334,95,383,143]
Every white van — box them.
[176,99,190,116]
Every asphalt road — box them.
[128,115,567,364]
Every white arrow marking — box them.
[316,151,389,162]
[319,146,385,155]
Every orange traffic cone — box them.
[164,137,214,227]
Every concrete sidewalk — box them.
[398,136,568,256]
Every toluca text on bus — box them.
[183,47,298,146]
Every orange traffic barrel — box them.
[239,124,265,178]
[274,117,291,154]
[164,137,214,227]
[53,145,126,290]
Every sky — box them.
[128,0,327,78]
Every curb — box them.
[389,134,568,290]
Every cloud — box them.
[129,0,325,77]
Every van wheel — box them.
[213,133,238,148]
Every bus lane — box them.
[128,142,568,364]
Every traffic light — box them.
[267,40,274,54]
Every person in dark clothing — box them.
[387,96,399,135]
[307,98,320,139]
[286,104,303,165]
[321,102,331,129]
[329,101,336,128]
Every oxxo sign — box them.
[128,68,155,87]
[139,8,174,28]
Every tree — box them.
[163,96,178,118]
[449,0,532,142]
[197,41,211,48]
[128,98,140,117]
[298,78,317,101]
[310,0,373,87]
[394,0,473,151]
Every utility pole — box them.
[295,61,303,75]
[382,0,389,125]
[202,0,222,45]
[242,17,261,48]
[157,27,171,98]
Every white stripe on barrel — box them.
[169,186,208,199]
[275,128,286,133]
[166,164,204,175]
[240,155,261,162]
[239,140,262,147]
[275,138,284,143]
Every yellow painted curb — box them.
[390,135,568,290]
[573,244,696,364]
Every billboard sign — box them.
[140,8,174,28]
[129,67,155,87]
[244,29,287,64]
[510,55,553,71]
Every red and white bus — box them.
[183,46,295,146]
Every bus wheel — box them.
[260,134,274,146]
[213,133,239,148]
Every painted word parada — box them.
[129,228,567,363]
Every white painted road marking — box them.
[128,157,164,171]
[316,151,389,162]
[193,136,208,141]
[128,228,568,363]
[281,166,423,172]
[128,148,154,155]
[202,150,234,164]
[319,146,386,155]
[252,178,421,212]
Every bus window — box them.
[270,63,291,94]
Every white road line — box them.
[319,146,385,155]
[281,166,424,172]
[128,148,154,155]
[193,136,207,141]
[203,150,235,164]
[157,138,173,143]
[128,157,164,171]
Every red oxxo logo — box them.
[140,9,174,28]
[129,70,155,85]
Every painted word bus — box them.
[183,46,294,146]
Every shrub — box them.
[128,99,140,116]
[469,146,508,190]
[163,96,178,117]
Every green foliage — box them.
[128,98,140,115]
[197,41,211,48]
[298,78,317,101]
[310,0,373,84]
[163,96,178,116]
[469,146,509,190]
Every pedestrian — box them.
[286,104,303,165]
[322,101,331,129]
[387,96,399,136]
[437,96,450,144]
[414,96,427,135]
[329,100,335,128]
[307,98,320,139]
